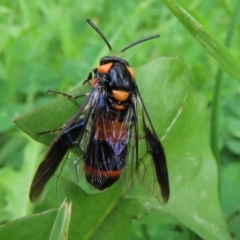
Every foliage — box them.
[0,0,239,239]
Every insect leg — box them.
[82,71,93,85]
[37,127,64,137]
[47,89,89,100]
[47,69,94,99]
[82,68,98,85]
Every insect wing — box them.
[118,96,139,190]
[135,92,170,203]
[29,88,100,202]
[29,120,86,201]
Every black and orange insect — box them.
[29,19,170,203]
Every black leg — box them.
[37,126,65,137]
[47,89,88,99]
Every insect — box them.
[29,19,170,203]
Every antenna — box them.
[86,19,160,55]
[86,19,112,51]
[119,34,160,53]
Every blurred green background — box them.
[0,0,240,239]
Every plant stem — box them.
[210,0,240,191]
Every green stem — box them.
[210,0,240,189]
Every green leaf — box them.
[161,86,231,239]
[49,199,72,240]
[162,0,240,82]
[0,209,58,240]
[65,181,147,240]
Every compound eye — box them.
[98,62,113,73]
[127,66,135,79]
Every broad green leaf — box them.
[0,209,58,240]
[131,59,232,239]
[49,199,72,240]
[161,87,231,240]
[131,211,189,240]
[162,0,240,82]
[65,181,147,240]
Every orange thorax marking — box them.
[98,62,113,73]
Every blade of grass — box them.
[162,0,240,83]
[49,199,72,240]
[210,0,240,197]
[210,0,240,162]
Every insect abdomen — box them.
[85,114,129,189]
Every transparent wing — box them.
[135,92,170,203]
[121,96,138,190]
